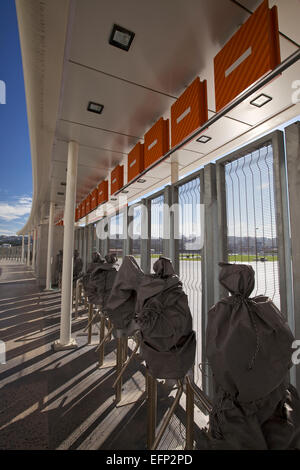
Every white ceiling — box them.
[16,0,300,230]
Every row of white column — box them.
[20,141,79,350]
[21,229,36,268]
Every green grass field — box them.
[134,253,278,262]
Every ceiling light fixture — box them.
[137,178,146,183]
[196,135,212,144]
[121,190,129,194]
[109,24,135,51]
[250,93,272,108]
[87,101,104,114]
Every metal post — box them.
[32,228,36,271]
[21,235,25,264]
[54,141,78,351]
[201,164,218,398]
[45,202,55,290]
[284,122,300,391]
[163,186,172,259]
[185,376,194,450]
[83,226,88,272]
[146,373,157,449]
[27,232,30,266]
[87,224,93,265]
[141,198,151,274]
[123,205,133,257]
[98,313,106,367]
[74,278,80,318]
[272,131,294,330]
[115,337,124,403]
[152,380,183,450]
[87,303,93,344]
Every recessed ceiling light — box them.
[196,135,212,144]
[137,178,146,183]
[250,93,272,108]
[109,24,135,51]
[87,101,104,114]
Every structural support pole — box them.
[45,202,55,290]
[21,235,25,264]
[54,141,79,350]
[32,228,37,271]
[284,122,300,392]
[201,164,218,399]
[27,232,31,266]
[141,198,151,274]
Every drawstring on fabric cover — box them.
[233,294,260,371]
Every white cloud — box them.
[0,196,32,221]
[0,228,16,235]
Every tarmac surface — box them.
[0,260,208,450]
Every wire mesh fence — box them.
[108,212,124,264]
[150,194,164,272]
[177,176,202,387]
[224,142,280,307]
[131,204,142,266]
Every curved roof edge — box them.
[15,0,71,235]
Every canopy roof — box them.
[15,0,300,234]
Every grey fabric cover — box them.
[106,256,143,330]
[82,252,105,303]
[206,262,299,449]
[86,254,118,309]
[106,255,196,379]
[73,250,83,281]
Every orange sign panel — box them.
[111,165,124,194]
[128,143,144,183]
[80,200,86,219]
[85,194,91,214]
[91,188,98,210]
[97,180,108,205]
[171,78,208,147]
[144,117,169,169]
[75,207,80,222]
[214,0,280,112]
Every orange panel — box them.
[128,143,144,183]
[144,117,169,169]
[80,200,86,219]
[111,165,124,194]
[214,0,280,112]
[86,194,91,214]
[75,207,80,221]
[91,188,98,210]
[98,180,108,205]
[171,78,208,147]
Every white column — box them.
[27,233,31,266]
[32,228,37,271]
[21,235,25,264]
[54,141,78,350]
[45,202,55,290]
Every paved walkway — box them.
[0,261,207,450]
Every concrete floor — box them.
[0,261,208,450]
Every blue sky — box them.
[0,0,32,236]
